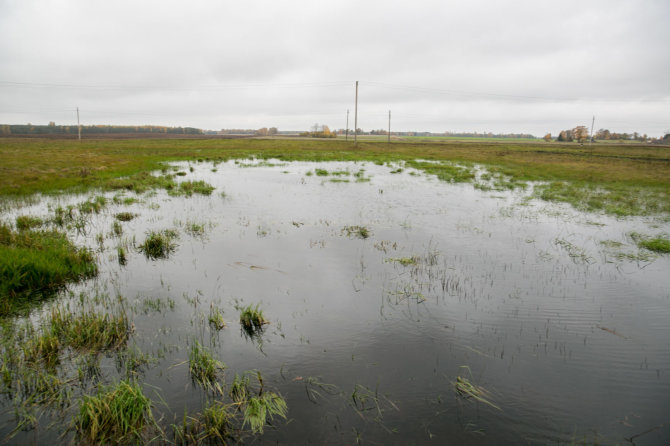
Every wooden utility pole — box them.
[388,110,391,144]
[590,115,595,146]
[77,107,81,141]
[354,81,358,145]
[346,109,349,141]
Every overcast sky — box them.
[1,0,668,136]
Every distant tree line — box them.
[552,126,662,143]
[300,124,336,138]
[0,123,203,135]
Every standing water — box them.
[1,160,669,444]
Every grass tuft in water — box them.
[170,180,215,197]
[630,232,670,253]
[16,215,43,230]
[239,304,269,333]
[342,225,370,239]
[50,307,131,351]
[243,392,288,435]
[173,401,234,444]
[138,229,178,259]
[452,366,500,410]
[0,224,97,315]
[76,380,155,444]
[188,341,225,393]
[115,212,135,222]
[208,305,226,330]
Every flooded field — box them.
[2,159,669,444]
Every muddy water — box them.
[3,160,670,444]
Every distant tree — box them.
[557,130,572,142]
[543,133,551,142]
[573,126,589,143]
[269,127,278,135]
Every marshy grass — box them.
[243,392,288,434]
[170,180,215,197]
[78,196,107,214]
[188,342,225,393]
[0,224,97,315]
[342,225,371,239]
[173,401,234,444]
[138,229,178,259]
[630,232,670,253]
[15,215,43,230]
[208,305,226,330]
[239,304,269,333]
[112,221,123,237]
[76,380,155,444]
[385,256,419,266]
[452,366,500,410]
[115,212,135,222]
[49,307,130,352]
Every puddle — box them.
[2,160,670,444]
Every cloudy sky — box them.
[1,0,668,136]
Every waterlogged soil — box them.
[2,160,670,444]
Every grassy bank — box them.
[1,137,669,215]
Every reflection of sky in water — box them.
[3,160,670,445]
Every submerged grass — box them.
[50,307,130,352]
[630,232,670,253]
[188,342,225,393]
[76,380,155,444]
[452,366,500,411]
[342,225,370,239]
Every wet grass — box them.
[170,180,215,197]
[342,225,370,239]
[115,212,135,222]
[243,391,288,434]
[138,229,178,259]
[188,341,225,393]
[1,138,668,216]
[208,305,226,330]
[75,380,155,444]
[50,307,130,352]
[452,367,500,411]
[15,215,43,230]
[0,225,97,315]
[630,232,670,253]
[239,304,269,334]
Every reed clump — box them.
[76,380,155,444]
[239,304,269,333]
[138,229,178,259]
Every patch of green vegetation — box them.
[243,392,288,434]
[209,305,226,330]
[170,180,215,197]
[189,341,225,393]
[452,366,500,410]
[105,172,177,194]
[76,380,155,444]
[115,212,135,222]
[185,221,207,238]
[112,221,123,237]
[173,400,234,444]
[239,304,269,334]
[630,232,670,253]
[175,171,187,176]
[555,238,593,264]
[138,229,178,259]
[385,256,419,266]
[329,178,350,183]
[50,307,130,352]
[314,168,329,177]
[117,246,127,265]
[0,225,97,315]
[78,196,107,214]
[342,225,370,239]
[407,161,474,183]
[15,215,43,230]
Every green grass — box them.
[115,212,135,222]
[243,392,288,434]
[49,307,130,351]
[188,341,225,393]
[342,225,370,239]
[76,380,154,444]
[15,215,43,230]
[630,232,670,253]
[452,367,500,411]
[0,138,669,216]
[138,229,178,259]
[0,225,97,315]
[239,304,269,333]
[208,305,226,330]
[170,180,215,197]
